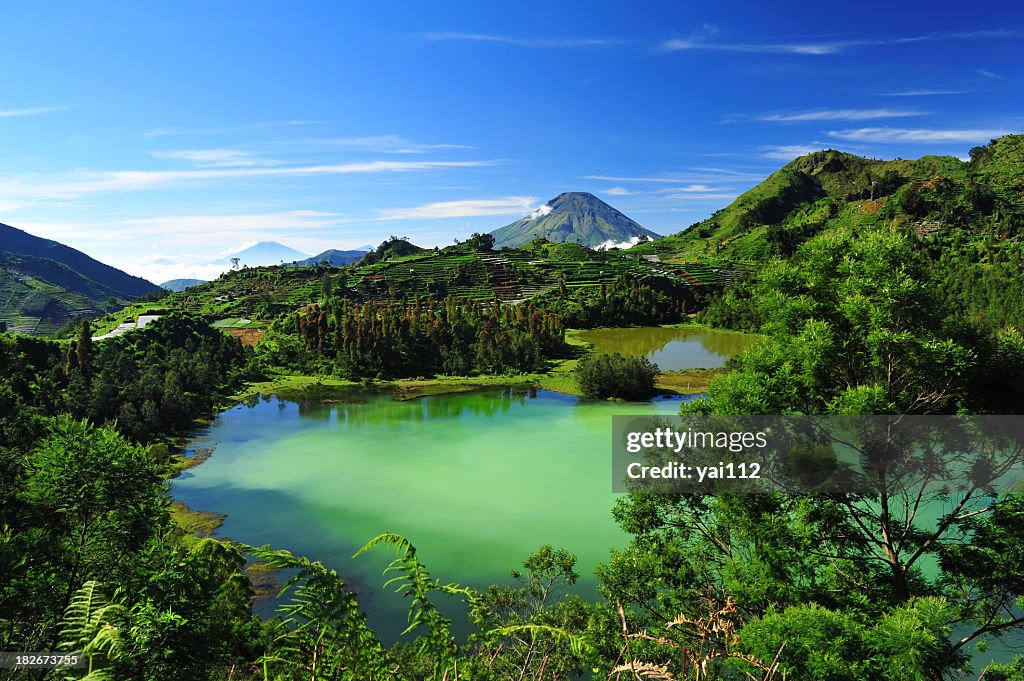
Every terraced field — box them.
[0,269,100,335]
[343,247,701,301]
[88,244,725,334]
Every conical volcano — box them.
[490,192,660,249]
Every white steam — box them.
[527,204,553,220]
[594,235,645,251]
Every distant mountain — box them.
[490,192,660,249]
[294,248,371,267]
[0,222,162,335]
[219,241,310,266]
[160,278,207,292]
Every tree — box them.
[467,232,495,251]
[574,352,660,400]
[468,546,591,680]
[75,320,93,377]
[603,227,1024,678]
[230,257,240,270]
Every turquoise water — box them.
[173,388,691,637]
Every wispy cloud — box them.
[827,127,1015,143]
[22,210,349,242]
[150,149,280,167]
[0,160,499,200]
[978,68,1006,80]
[731,108,925,123]
[376,196,538,220]
[585,168,765,185]
[423,32,623,48]
[875,89,969,97]
[600,184,734,199]
[663,192,737,201]
[660,26,1021,56]
[0,105,75,118]
[670,184,717,192]
[288,134,474,154]
[586,174,691,184]
[760,144,828,160]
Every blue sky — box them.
[2,1,1023,281]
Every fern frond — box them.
[487,624,593,657]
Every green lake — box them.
[575,326,760,370]
[173,388,691,637]
[172,326,758,639]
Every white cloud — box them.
[294,134,474,154]
[16,211,350,248]
[585,168,765,185]
[0,160,498,200]
[595,236,647,250]
[16,211,361,281]
[659,27,1021,56]
[528,204,553,220]
[660,23,842,55]
[603,187,632,195]
[663,192,737,201]
[138,261,231,285]
[586,174,690,184]
[978,68,1006,80]
[0,105,75,118]
[740,108,925,123]
[875,89,968,97]
[760,144,828,160]
[376,196,539,220]
[150,149,279,167]
[827,127,1014,143]
[423,32,622,48]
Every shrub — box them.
[574,352,660,400]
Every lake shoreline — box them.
[165,323,741,530]
[220,323,732,406]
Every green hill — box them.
[96,237,719,334]
[635,134,1024,327]
[631,136,1023,263]
[0,222,161,335]
[490,192,659,249]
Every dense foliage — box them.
[535,275,696,328]
[273,296,570,378]
[573,352,660,400]
[601,226,1024,679]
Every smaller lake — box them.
[575,326,761,371]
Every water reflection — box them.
[575,326,761,370]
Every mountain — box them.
[294,248,371,267]
[642,136,1024,264]
[219,241,310,266]
[490,192,660,249]
[635,135,1024,325]
[160,278,207,292]
[0,222,161,335]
